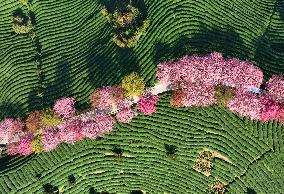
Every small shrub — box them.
[207,180,226,194]
[68,175,76,184]
[112,146,123,157]
[193,150,214,176]
[130,191,143,194]
[121,72,145,97]
[89,187,97,194]
[164,144,177,157]
[19,0,28,5]
[35,173,42,179]
[12,9,33,34]
[246,188,257,194]
[43,183,59,194]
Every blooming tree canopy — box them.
[137,93,159,115]
[266,75,284,102]
[58,120,84,144]
[41,128,61,152]
[90,85,124,110]
[183,82,216,107]
[121,72,145,97]
[53,97,76,118]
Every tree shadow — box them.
[153,25,248,64]
[40,56,73,109]
[0,148,35,173]
[253,28,284,81]
[276,0,284,21]
[84,32,140,92]
[246,187,257,194]
[0,101,26,120]
[97,0,148,17]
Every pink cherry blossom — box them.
[156,52,263,89]
[94,114,116,134]
[7,142,19,155]
[0,118,23,135]
[266,75,284,102]
[53,97,76,118]
[137,93,159,115]
[115,107,137,123]
[41,127,61,152]
[227,89,265,120]
[7,133,34,155]
[260,96,280,122]
[17,133,33,155]
[58,120,84,144]
[183,82,216,107]
[81,113,116,139]
[0,118,24,144]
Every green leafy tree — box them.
[121,72,145,97]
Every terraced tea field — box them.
[0,0,284,193]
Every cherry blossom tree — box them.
[17,133,34,155]
[183,82,216,107]
[156,52,263,89]
[0,118,24,144]
[137,93,159,115]
[82,113,116,139]
[260,96,280,122]
[58,120,84,144]
[53,97,76,118]
[227,89,265,120]
[266,75,284,102]
[115,106,137,123]
[7,142,19,155]
[41,128,61,152]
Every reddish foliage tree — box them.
[25,111,41,133]
[90,85,124,110]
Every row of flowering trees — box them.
[1,52,284,156]
[157,52,284,122]
[0,73,159,155]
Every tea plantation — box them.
[0,0,283,193]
